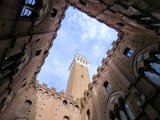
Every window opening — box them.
[124,103,135,120]
[51,8,57,17]
[144,71,160,86]
[20,100,32,113]
[150,62,160,74]
[25,0,35,5]
[21,0,36,17]
[87,109,90,120]
[75,105,79,109]
[35,50,41,56]
[63,100,67,106]
[103,81,112,92]
[123,47,134,58]
[21,7,32,16]
[137,51,160,86]
[155,53,160,60]
[63,116,70,120]
[81,75,84,78]
[109,97,135,120]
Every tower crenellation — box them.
[69,53,90,70]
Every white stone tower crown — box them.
[69,53,90,70]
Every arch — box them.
[1,50,30,77]
[51,8,57,17]
[31,86,36,90]
[136,51,160,86]
[63,100,67,106]
[20,100,32,113]
[50,94,55,99]
[124,103,135,120]
[57,97,62,101]
[103,81,112,92]
[75,105,79,110]
[63,116,70,120]
[44,92,49,96]
[37,89,43,96]
[0,92,15,113]
[25,100,32,106]
[107,92,135,120]
[79,0,87,6]
[35,49,41,56]
[69,102,73,107]
[123,47,134,58]
[21,0,51,25]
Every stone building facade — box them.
[1,83,81,120]
[0,0,160,120]
[0,0,67,114]
[1,54,90,120]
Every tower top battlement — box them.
[69,53,90,70]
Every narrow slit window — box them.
[87,109,90,120]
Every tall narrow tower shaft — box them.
[66,54,90,100]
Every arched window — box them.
[50,94,55,99]
[136,51,160,86]
[75,105,79,108]
[37,89,43,96]
[35,49,41,56]
[87,109,90,120]
[29,86,36,94]
[20,100,32,113]
[21,0,50,24]
[51,8,57,18]
[123,47,134,58]
[103,81,112,92]
[63,116,70,120]
[150,61,160,73]
[144,71,160,86]
[0,50,30,78]
[124,103,135,120]
[44,92,48,97]
[57,97,62,102]
[75,105,79,110]
[63,100,67,106]
[108,97,135,120]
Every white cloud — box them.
[37,7,117,91]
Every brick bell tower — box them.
[66,54,90,100]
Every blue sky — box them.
[37,7,118,92]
